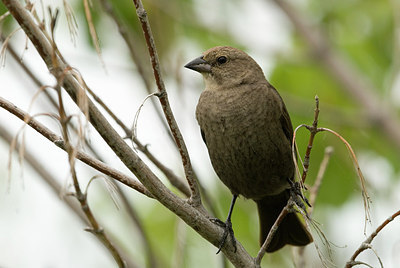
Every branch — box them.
[300,95,320,184]
[84,82,191,197]
[308,146,334,214]
[3,36,159,266]
[318,127,370,222]
[295,146,333,267]
[3,38,161,263]
[345,209,400,268]
[98,0,176,146]
[54,76,127,267]
[0,125,139,268]
[0,96,151,197]
[255,199,293,265]
[131,0,201,206]
[115,185,159,268]
[1,35,190,198]
[291,97,370,222]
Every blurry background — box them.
[1,0,399,267]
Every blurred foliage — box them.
[1,0,399,267]
[270,0,398,207]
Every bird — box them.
[184,46,313,253]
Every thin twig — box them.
[345,209,400,268]
[292,123,308,179]
[85,81,192,197]
[291,96,319,187]
[0,125,85,221]
[0,96,151,197]
[98,0,176,146]
[0,125,140,268]
[55,72,126,268]
[2,36,188,198]
[115,185,159,268]
[308,146,334,215]
[255,199,293,265]
[300,95,320,184]
[2,37,161,263]
[295,146,334,268]
[131,0,201,206]
[318,127,371,224]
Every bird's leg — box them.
[210,194,238,254]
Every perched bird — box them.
[185,46,312,253]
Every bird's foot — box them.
[210,218,237,254]
[287,179,311,213]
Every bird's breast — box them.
[196,86,293,199]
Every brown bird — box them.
[185,46,312,253]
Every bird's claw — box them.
[287,179,311,212]
[210,218,237,254]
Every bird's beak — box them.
[184,56,211,73]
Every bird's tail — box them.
[256,190,313,252]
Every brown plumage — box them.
[185,46,312,252]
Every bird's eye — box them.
[217,56,227,64]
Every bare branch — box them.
[74,72,192,196]
[2,38,160,263]
[255,199,293,265]
[115,185,159,268]
[98,0,176,146]
[346,209,400,268]
[55,73,126,267]
[300,95,320,184]
[2,35,190,198]
[318,127,370,223]
[54,82,126,267]
[308,146,334,214]
[0,124,139,268]
[131,0,201,206]
[295,146,334,267]
[0,124,85,221]
[0,96,151,197]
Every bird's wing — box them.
[200,128,207,145]
[268,84,297,178]
[268,85,294,145]
[279,104,294,145]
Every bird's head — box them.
[185,46,265,90]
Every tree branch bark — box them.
[132,0,201,206]
[0,96,151,197]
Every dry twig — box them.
[0,96,151,197]
[255,199,293,265]
[131,0,201,206]
[0,125,140,268]
[308,146,334,214]
[345,209,400,268]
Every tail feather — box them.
[256,190,313,252]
